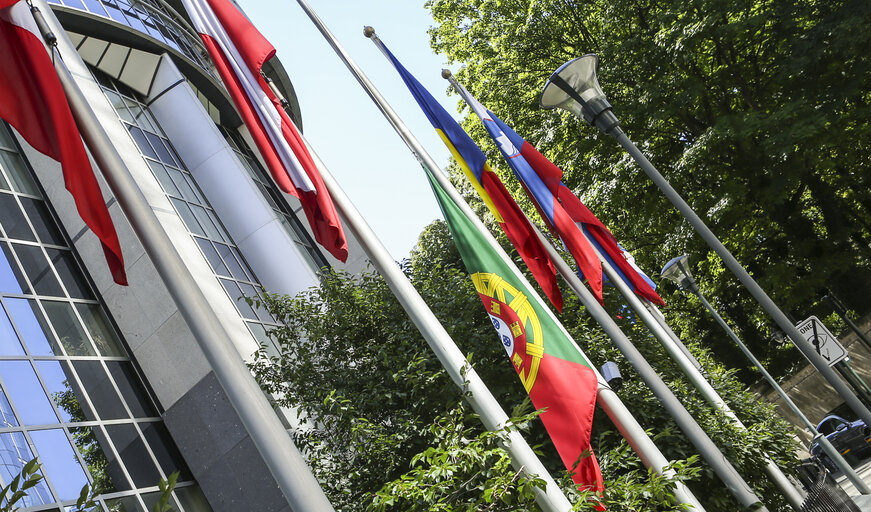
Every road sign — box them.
[795,316,847,367]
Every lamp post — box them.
[539,55,871,431]
[661,256,871,493]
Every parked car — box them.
[809,415,871,472]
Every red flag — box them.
[0,1,126,285]
[181,0,347,262]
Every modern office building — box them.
[0,0,364,510]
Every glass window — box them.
[139,422,191,481]
[0,361,58,425]
[105,424,161,488]
[189,205,222,241]
[214,243,245,281]
[175,486,211,512]
[19,197,65,246]
[194,238,229,277]
[0,304,24,355]
[0,242,26,293]
[14,244,64,297]
[35,360,91,422]
[0,150,39,196]
[170,198,204,237]
[105,362,156,418]
[73,361,127,420]
[167,167,196,201]
[104,496,144,512]
[219,279,255,320]
[127,126,158,160]
[0,388,19,427]
[144,132,174,166]
[146,160,179,197]
[141,491,180,512]
[48,249,94,300]
[0,193,35,241]
[76,303,124,357]
[6,298,58,355]
[70,426,125,494]
[0,432,54,507]
[42,301,95,356]
[30,429,89,500]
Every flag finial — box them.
[441,68,452,79]
[363,25,375,38]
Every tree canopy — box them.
[425,0,871,381]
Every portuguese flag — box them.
[425,171,604,492]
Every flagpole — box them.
[28,4,335,511]
[440,73,770,510]
[349,23,707,512]
[584,243,806,509]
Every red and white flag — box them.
[180,0,348,262]
[0,0,126,285]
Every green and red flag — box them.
[424,170,603,492]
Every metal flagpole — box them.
[348,23,707,511]
[291,4,573,511]
[28,3,335,511]
[587,245,805,509]
[441,75,766,510]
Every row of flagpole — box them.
[15,0,862,510]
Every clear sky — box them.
[239,0,460,261]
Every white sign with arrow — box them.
[795,316,847,367]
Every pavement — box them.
[834,457,871,511]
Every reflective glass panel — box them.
[175,485,212,512]
[0,361,57,425]
[0,304,24,355]
[5,298,58,355]
[48,250,92,300]
[0,193,34,241]
[30,429,89,500]
[35,360,90,422]
[0,150,39,196]
[73,361,127,420]
[194,238,229,276]
[127,127,157,160]
[0,242,27,293]
[19,197,65,246]
[104,496,144,512]
[0,388,18,427]
[105,362,155,418]
[146,160,179,197]
[141,491,179,512]
[139,422,190,480]
[76,303,124,357]
[105,424,160,488]
[42,301,95,356]
[0,432,53,507]
[70,426,124,494]
[14,244,64,297]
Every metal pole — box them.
[292,5,573,510]
[609,127,871,430]
[834,359,871,410]
[692,288,871,493]
[584,249,805,508]
[824,294,871,352]
[29,4,335,510]
[521,220,766,510]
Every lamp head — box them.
[539,54,619,133]
[660,254,698,292]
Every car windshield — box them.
[819,418,846,435]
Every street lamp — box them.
[539,55,871,432]
[661,255,870,490]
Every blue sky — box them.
[239,1,461,260]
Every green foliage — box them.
[425,0,871,382]
[253,219,802,511]
[0,459,45,512]
[153,472,180,512]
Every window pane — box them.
[141,491,180,512]
[73,361,127,420]
[36,360,91,422]
[0,432,54,507]
[144,132,174,166]
[0,150,39,196]
[105,362,155,418]
[195,238,229,276]
[127,126,158,160]
[42,301,95,356]
[0,388,18,427]
[189,205,222,241]
[146,160,179,197]
[214,243,245,281]
[139,422,191,480]
[105,424,160,488]
[76,303,124,356]
[14,244,64,297]
[175,486,212,512]
[0,242,26,293]
[166,167,195,202]
[5,298,59,355]
[0,303,24,355]
[170,198,204,237]
[104,90,135,124]
[19,197,65,246]
[104,496,144,512]
[48,249,93,300]
[70,426,125,494]
[0,193,35,241]
[0,361,57,425]
[219,279,256,320]
[30,429,89,500]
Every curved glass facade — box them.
[47,0,216,79]
[0,125,211,512]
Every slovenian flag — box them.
[375,40,564,311]
[180,0,348,262]
[454,82,663,306]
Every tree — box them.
[252,220,800,511]
[425,0,871,381]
